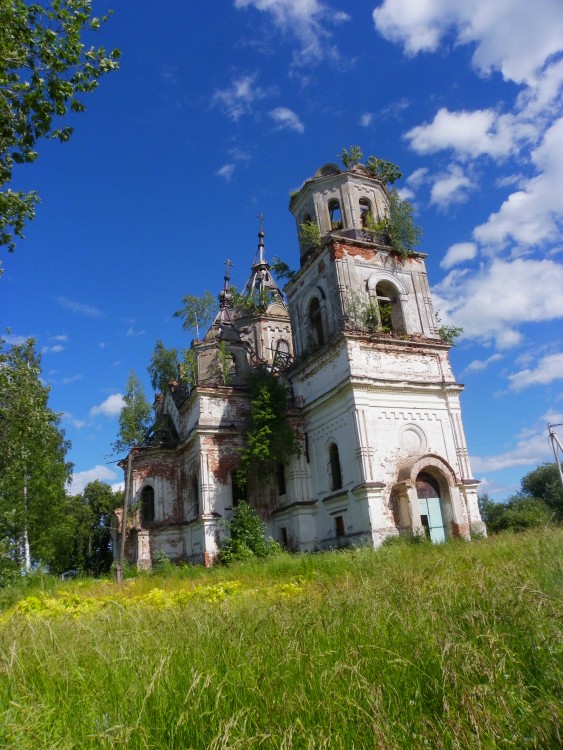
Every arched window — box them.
[328,199,343,230]
[328,443,343,491]
[309,297,325,347]
[373,280,404,333]
[359,198,372,227]
[141,485,155,523]
[191,474,200,517]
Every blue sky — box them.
[2,0,563,498]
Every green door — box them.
[416,473,446,543]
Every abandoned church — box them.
[114,160,485,568]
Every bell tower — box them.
[279,161,484,549]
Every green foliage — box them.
[0,337,73,575]
[179,347,198,389]
[147,340,179,394]
[173,290,216,340]
[112,370,152,455]
[1,529,561,747]
[521,462,563,518]
[435,312,463,345]
[237,367,301,484]
[298,220,321,250]
[288,188,301,208]
[270,255,296,282]
[479,492,553,533]
[216,501,282,564]
[213,340,234,386]
[365,156,403,184]
[0,0,120,252]
[231,285,276,315]
[382,188,423,257]
[339,144,363,168]
[346,292,390,334]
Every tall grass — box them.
[1,529,561,748]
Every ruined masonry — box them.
[113,161,485,568]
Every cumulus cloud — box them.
[474,116,563,251]
[432,257,563,349]
[508,353,563,391]
[217,163,236,182]
[41,344,64,354]
[68,464,119,495]
[440,242,477,269]
[89,393,124,418]
[63,412,87,429]
[404,108,530,160]
[55,297,103,317]
[471,411,563,473]
[463,353,503,375]
[430,164,476,208]
[360,112,374,127]
[373,0,563,86]
[235,0,350,66]
[269,106,304,133]
[212,72,269,121]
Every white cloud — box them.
[235,0,350,66]
[463,353,503,375]
[508,353,563,391]
[471,411,563,473]
[212,72,268,121]
[432,257,563,348]
[373,0,563,86]
[90,393,124,418]
[360,112,374,127]
[126,327,145,337]
[404,107,528,160]
[217,163,236,182]
[50,334,68,342]
[474,116,563,251]
[2,333,32,346]
[440,242,477,269]
[41,344,64,354]
[68,465,119,495]
[63,412,87,429]
[269,106,304,133]
[430,164,476,208]
[56,296,103,317]
[61,374,83,385]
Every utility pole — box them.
[547,423,563,492]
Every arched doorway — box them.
[416,472,446,542]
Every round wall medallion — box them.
[400,424,427,455]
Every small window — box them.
[280,527,288,547]
[141,486,155,523]
[359,198,372,227]
[335,515,345,537]
[329,443,343,491]
[328,199,343,230]
[277,463,287,496]
[309,297,325,347]
[192,474,200,516]
[231,472,245,507]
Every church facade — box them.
[115,161,484,568]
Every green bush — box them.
[217,501,281,565]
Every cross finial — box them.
[224,258,233,278]
[257,213,265,233]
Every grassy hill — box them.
[1,529,562,749]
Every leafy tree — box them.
[435,312,463,346]
[339,145,363,169]
[270,256,296,283]
[216,501,281,564]
[382,189,423,257]
[0,337,72,573]
[113,370,152,455]
[365,156,403,184]
[298,220,321,250]
[237,367,301,485]
[520,463,563,519]
[148,340,179,394]
[0,0,120,253]
[173,291,216,340]
[478,492,553,534]
[179,347,198,389]
[77,480,122,574]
